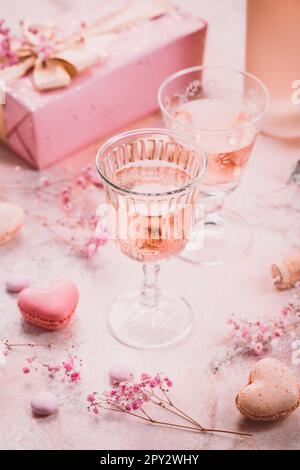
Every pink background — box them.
[0,0,300,450]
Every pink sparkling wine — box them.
[107,163,196,262]
[172,99,256,194]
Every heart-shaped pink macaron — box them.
[236,358,300,421]
[18,280,79,331]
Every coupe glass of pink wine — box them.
[96,128,207,349]
[158,66,270,265]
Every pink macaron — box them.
[18,280,79,331]
[5,273,31,293]
[31,392,58,416]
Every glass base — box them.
[108,290,193,349]
[180,209,251,266]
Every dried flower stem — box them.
[2,340,81,352]
[88,372,251,439]
[99,404,251,437]
[150,392,204,430]
[4,341,64,351]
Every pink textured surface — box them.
[0,0,300,451]
[3,5,206,168]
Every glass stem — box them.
[204,195,225,230]
[141,263,161,308]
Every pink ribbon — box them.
[0,0,172,92]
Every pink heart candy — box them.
[18,280,79,331]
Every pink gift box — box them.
[2,9,207,169]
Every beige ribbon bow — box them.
[0,0,172,91]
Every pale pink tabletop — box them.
[0,0,300,450]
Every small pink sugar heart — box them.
[236,358,300,421]
[18,280,79,331]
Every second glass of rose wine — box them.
[96,128,207,349]
[158,66,270,265]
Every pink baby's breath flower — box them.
[282,308,288,317]
[82,242,98,259]
[26,356,35,364]
[63,362,73,372]
[1,37,9,50]
[251,343,264,356]
[87,371,178,425]
[28,26,38,35]
[82,233,108,259]
[96,232,109,246]
[6,50,18,65]
[36,40,54,61]
[39,176,50,187]
[241,327,249,339]
[88,215,99,229]
[0,22,10,36]
[3,343,83,384]
[61,192,71,205]
[141,373,151,382]
[132,399,143,411]
[226,298,300,359]
[258,323,267,334]
[81,164,94,179]
[91,177,103,188]
[282,307,290,317]
[149,379,157,389]
[143,393,151,402]
[154,375,161,385]
[255,334,264,343]
[76,175,87,188]
[70,372,80,382]
[64,202,73,212]
[87,394,95,403]
[93,406,99,415]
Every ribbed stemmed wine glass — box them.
[96,129,207,349]
[158,66,270,265]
